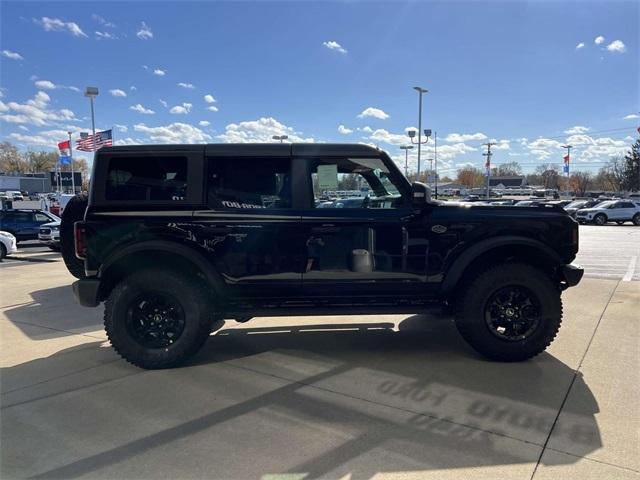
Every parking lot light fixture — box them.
[411,87,429,176]
[272,135,288,143]
[84,87,99,138]
[399,145,414,177]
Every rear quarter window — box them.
[105,156,188,201]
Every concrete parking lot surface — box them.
[1,227,639,479]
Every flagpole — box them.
[68,131,75,194]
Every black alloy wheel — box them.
[484,286,541,341]
[125,292,186,348]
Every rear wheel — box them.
[633,213,640,226]
[593,213,607,226]
[0,243,6,261]
[454,263,562,361]
[104,269,220,369]
[60,194,88,279]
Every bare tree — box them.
[25,150,58,174]
[492,161,522,176]
[0,142,27,173]
[534,163,561,189]
[569,171,592,196]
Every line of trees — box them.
[0,141,90,190]
[453,138,640,193]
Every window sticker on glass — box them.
[317,164,338,191]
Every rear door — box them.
[193,145,306,298]
[618,201,637,220]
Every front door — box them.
[300,155,429,298]
[194,149,306,298]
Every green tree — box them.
[621,138,640,192]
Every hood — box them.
[41,221,61,228]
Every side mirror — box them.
[412,182,431,206]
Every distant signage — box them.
[49,171,82,188]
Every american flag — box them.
[76,129,113,152]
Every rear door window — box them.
[106,156,188,201]
[207,157,292,209]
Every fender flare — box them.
[99,240,226,297]
[440,235,563,296]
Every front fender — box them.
[440,235,563,297]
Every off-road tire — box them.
[105,269,219,369]
[454,262,562,362]
[593,213,607,226]
[60,194,88,279]
[633,213,640,226]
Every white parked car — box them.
[576,200,640,226]
[0,230,18,260]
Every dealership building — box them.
[0,172,82,194]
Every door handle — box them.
[311,225,341,233]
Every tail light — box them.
[74,221,87,260]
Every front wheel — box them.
[593,213,607,226]
[454,263,562,361]
[104,269,220,369]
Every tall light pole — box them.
[561,144,573,197]
[84,87,99,139]
[434,130,438,199]
[413,87,428,177]
[272,135,288,143]
[67,131,75,193]
[399,145,413,177]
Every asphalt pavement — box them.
[1,226,639,479]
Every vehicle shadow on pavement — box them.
[1,315,602,479]
[3,285,104,338]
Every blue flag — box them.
[59,155,71,165]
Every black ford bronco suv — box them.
[64,143,583,369]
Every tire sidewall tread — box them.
[454,262,562,362]
[104,269,216,369]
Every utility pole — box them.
[561,144,573,197]
[413,87,428,177]
[434,131,438,199]
[483,142,497,199]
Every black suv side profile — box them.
[67,144,583,369]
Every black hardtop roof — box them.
[98,143,383,157]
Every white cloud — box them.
[594,35,605,45]
[114,137,141,146]
[169,103,193,115]
[134,122,212,143]
[357,107,389,120]
[199,120,210,127]
[92,14,116,28]
[623,114,639,120]
[2,50,23,60]
[606,40,626,53]
[114,124,128,132]
[358,126,373,133]
[130,86,137,91]
[207,106,219,112]
[338,125,353,134]
[564,125,589,135]
[177,82,195,89]
[153,68,166,76]
[18,125,29,131]
[369,128,408,146]
[0,91,76,126]
[136,21,153,40]
[434,143,478,160]
[95,31,117,40]
[9,129,74,147]
[159,99,168,108]
[445,132,487,142]
[217,117,314,143]
[129,103,155,115]
[35,17,87,37]
[34,80,56,90]
[109,89,127,97]
[575,42,585,50]
[322,40,347,54]
[33,79,79,92]
[204,94,216,103]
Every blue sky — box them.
[1,1,638,176]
